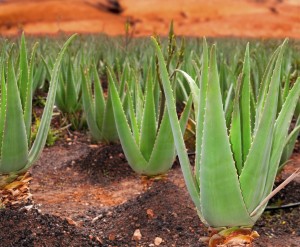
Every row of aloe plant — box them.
[0,33,299,246]
[1,33,298,178]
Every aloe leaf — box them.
[145,96,192,175]
[0,55,28,173]
[195,38,209,185]
[139,74,157,161]
[240,42,286,213]
[240,44,252,162]
[199,46,252,227]
[19,33,29,109]
[118,63,129,97]
[0,67,7,158]
[65,58,77,113]
[142,111,175,175]
[224,83,234,120]
[280,114,300,166]
[262,77,300,201]
[175,70,200,115]
[134,80,144,129]
[108,69,148,174]
[81,66,102,140]
[125,83,140,144]
[24,42,38,145]
[102,74,118,143]
[56,70,66,111]
[152,37,200,213]
[92,63,106,129]
[27,34,77,169]
[229,75,243,174]
[254,47,280,134]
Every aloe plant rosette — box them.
[153,37,300,247]
[0,34,76,189]
[108,67,192,176]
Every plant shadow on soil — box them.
[0,133,299,247]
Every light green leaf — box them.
[92,63,106,130]
[240,44,252,162]
[108,69,148,174]
[229,75,243,174]
[139,75,157,161]
[81,66,102,140]
[0,55,28,173]
[262,77,300,203]
[240,42,285,213]
[152,37,200,213]
[199,45,252,227]
[27,34,77,169]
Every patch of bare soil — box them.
[0,132,299,246]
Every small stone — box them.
[108,233,116,241]
[154,237,163,246]
[132,229,142,241]
[146,208,155,219]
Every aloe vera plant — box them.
[108,65,192,176]
[0,34,76,188]
[81,62,119,143]
[153,37,300,246]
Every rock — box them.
[132,229,142,241]
[154,237,163,246]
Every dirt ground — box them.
[0,129,299,246]
[0,0,299,39]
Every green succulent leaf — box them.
[108,69,148,174]
[152,37,200,212]
[81,66,103,140]
[0,55,28,173]
[27,34,77,169]
[139,75,157,161]
[199,45,252,227]
[240,41,286,213]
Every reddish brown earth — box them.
[0,0,299,39]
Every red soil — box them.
[0,0,299,39]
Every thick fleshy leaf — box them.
[108,70,148,174]
[176,70,200,115]
[280,113,300,167]
[254,47,280,134]
[195,39,209,184]
[145,96,192,175]
[102,74,119,143]
[239,44,252,162]
[81,66,103,140]
[0,67,7,158]
[262,77,300,203]
[27,34,77,169]
[24,43,38,145]
[139,75,157,161]
[229,75,243,174]
[240,42,285,213]
[199,46,252,227]
[92,64,106,130]
[65,59,78,113]
[0,56,28,173]
[125,84,140,144]
[19,33,29,109]
[152,37,201,213]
